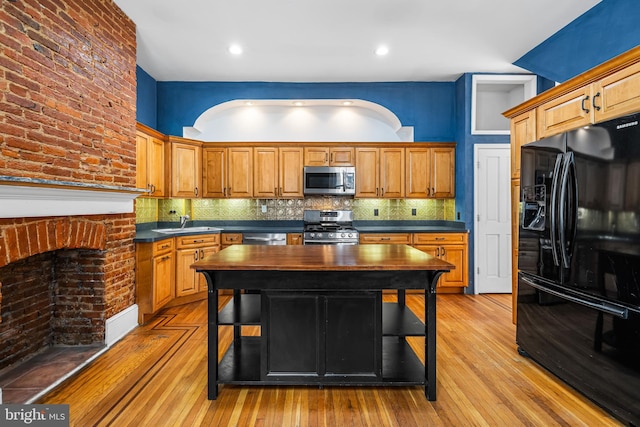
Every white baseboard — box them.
[105,304,138,347]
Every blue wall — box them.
[454,74,555,293]
[515,0,640,82]
[155,81,455,141]
[136,66,157,129]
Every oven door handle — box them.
[520,274,629,319]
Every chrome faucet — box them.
[179,215,190,228]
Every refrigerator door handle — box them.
[558,152,574,268]
[567,154,578,264]
[520,274,629,319]
[550,153,563,267]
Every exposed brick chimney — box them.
[0,0,138,368]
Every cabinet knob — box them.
[194,187,199,197]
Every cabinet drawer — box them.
[175,234,220,249]
[412,233,467,245]
[152,238,174,255]
[221,233,243,245]
[359,233,412,244]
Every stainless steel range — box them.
[303,210,359,245]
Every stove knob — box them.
[309,233,315,238]
[328,233,334,238]
[348,233,353,238]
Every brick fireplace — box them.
[0,0,138,377]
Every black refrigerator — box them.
[517,112,640,425]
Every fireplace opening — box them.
[0,246,111,403]
[0,248,107,371]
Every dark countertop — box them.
[135,220,468,243]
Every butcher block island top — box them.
[192,244,453,401]
[193,243,454,272]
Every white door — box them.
[474,144,512,293]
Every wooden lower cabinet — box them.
[287,233,303,245]
[412,233,468,292]
[221,233,242,250]
[175,234,220,297]
[359,233,412,245]
[136,239,175,324]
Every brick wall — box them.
[0,0,138,352]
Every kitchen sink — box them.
[152,226,223,234]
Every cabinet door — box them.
[511,110,536,180]
[197,246,219,292]
[380,148,404,198]
[537,85,593,138]
[171,142,202,198]
[152,252,175,310]
[303,147,330,166]
[330,147,355,166]
[176,248,199,297]
[430,147,454,198]
[355,148,379,198]
[254,147,278,198]
[203,147,226,198]
[287,233,303,245]
[136,131,149,192]
[136,131,165,196]
[227,147,253,198]
[405,148,430,198]
[439,245,467,288]
[594,61,640,122]
[279,147,303,198]
[263,293,320,376]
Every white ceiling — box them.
[113,0,600,83]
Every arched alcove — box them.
[183,99,413,142]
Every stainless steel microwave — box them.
[303,166,356,195]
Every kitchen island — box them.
[192,244,453,400]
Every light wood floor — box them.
[40,293,622,426]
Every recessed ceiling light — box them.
[228,44,243,55]
[342,101,353,106]
[293,101,304,106]
[245,101,253,106]
[375,46,389,56]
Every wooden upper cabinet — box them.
[279,147,303,198]
[355,147,404,198]
[535,51,640,138]
[405,147,455,198]
[405,148,430,198]
[254,147,303,198]
[536,85,593,138]
[136,127,165,197]
[355,148,379,198]
[380,148,405,198]
[304,147,355,166]
[168,138,202,198]
[227,147,253,198]
[510,110,536,180]
[254,147,279,198]
[202,147,226,198]
[430,147,454,198]
[593,60,640,122]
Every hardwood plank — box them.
[39,294,623,426]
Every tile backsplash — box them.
[136,197,456,224]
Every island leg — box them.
[205,272,219,400]
[425,271,443,401]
